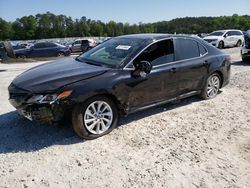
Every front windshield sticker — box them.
[116,45,131,50]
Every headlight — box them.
[26,90,72,104]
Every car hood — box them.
[12,58,110,93]
[203,36,222,40]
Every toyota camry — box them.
[8,34,231,139]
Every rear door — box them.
[44,42,58,56]
[30,43,47,57]
[172,38,208,95]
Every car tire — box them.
[72,96,118,140]
[242,56,248,62]
[236,40,242,47]
[57,52,65,57]
[17,55,27,59]
[200,73,221,100]
[218,41,224,49]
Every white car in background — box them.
[203,30,244,49]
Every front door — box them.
[126,39,178,108]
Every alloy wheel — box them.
[207,75,220,98]
[83,101,113,135]
[57,52,64,57]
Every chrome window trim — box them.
[123,37,208,71]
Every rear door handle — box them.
[170,67,177,73]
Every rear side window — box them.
[174,38,200,61]
[198,43,207,56]
[233,31,242,36]
[134,39,174,66]
[45,43,57,48]
[82,40,89,44]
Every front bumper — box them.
[14,103,68,124]
[8,83,72,124]
[204,40,218,47]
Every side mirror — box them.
[133,60,152,77]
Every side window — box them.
[235,31,242,36]
[174,38,200,61]
[134,39,174,66]
[45,43,57,48]
[74,40,81,45]
[198,42,207,56]
[33,43,46,49]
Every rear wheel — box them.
[236,40,242,47]
[57,52,65,57]
[72,96,118,139]
[218,41,224,49]
[200,73,221,100]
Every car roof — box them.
[116,33,201,41]
[212,29,242,33]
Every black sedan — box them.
[241,30,250,62]
[8,34,231,139]
[15,42,71,58]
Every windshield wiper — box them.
[84,61,102,67]
[75,56,83,62]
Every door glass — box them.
[33,43,46,49]
[198,43,207,56]
[134,39,174,66]
[45,43,57,48]
[174,38,200,61]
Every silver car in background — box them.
[68,39,96,53]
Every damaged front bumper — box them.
[8,83,73,124]
[16,104,66,124]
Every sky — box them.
[0,0,249,23]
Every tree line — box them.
[0,12,250,41]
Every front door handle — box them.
[170,67,177,73]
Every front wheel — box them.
[17,55,27,59]
[200,73,221,100]
[72,96,118,139]
[218,41,224,49]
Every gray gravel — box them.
[0,48,249,188]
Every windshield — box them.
[208,31,224,36]
[77,37,145,68]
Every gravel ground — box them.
[0,48,249,188]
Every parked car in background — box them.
[203,30,244,49]
[8,34,231,139]
[15,42,71,58]
[241,30,250,62]
[68,39,96,53]
[12,42,32,50]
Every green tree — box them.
[0,18,12,40]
